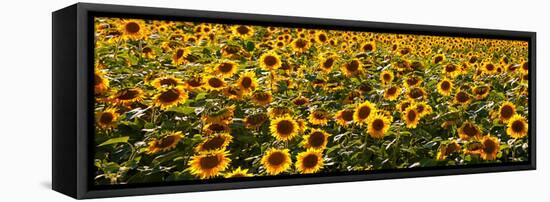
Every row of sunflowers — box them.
[93,17,529,185]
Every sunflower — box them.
[353,101,376,125]
[202,106,235,124]
[172,47,190,65]
[141,46,156,59]
[315,31,328,43]
[334,108,355,126]
[188,150,231,179]
[244,113,268,129]
[292,96,310,106]
[403,106,420,129]
[261,148,292,175]
[397,99,413,113]
[319,56,336,73]
[295,149,324,174]
[482,62,497,74]
[437,79,453,96]
[480,135,500,161]
[436,141,461,160]
[454,91,471,105]
[203,121,231,135]
[308,109,331,126]
[119,19,147,40]
[195,133,233,153]
[407,87,427,100]
[472,85,491,100]
[506,114,528,138]
[403,76,423,89]
[270,116,300,141]
[96,108,118,129]
[150,76,182,89]
[361,41,377,52]
[302,129,330,150]
[268,106,293,119]
[415,101,433,118]
[232,25,254,38]
[111,88,144,105]
[380,70,394,85]
[443,63,459,77]
[94,70,109,94]
[251,91,273,106]
[185,76,205,90]
[236,71,257,94]
[367,113,391,139]
[433,54,445,64]
[259,52,282,70]
[146,131,184,154]
[204,76,226,91]
[457,122,482,140]
[213,61,238,77]
[223,86,244,100]
[520,61,529,74]
[384,86,401,101]
[498,101,516,123]
[291,38,310,52]
[224,167,253,178]
[341,59,362,77]
[153,87,188,110]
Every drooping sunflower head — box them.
[270,116,300,141]
[96,108,118,129]
[308,109,331,126]
[295,149,324,174]
[244,113,268,129]
[251,91,273,106]
[367,113,392,139]
[506,114,528,139]
[236,71,257,93]
[153,87,188,110]
[341,59,362,77]
[259,52,282,70]
[232,25,254,38]
[172,47,190,65]
[437,78,453,96]
[384,86,401,101]
[353,101,376,125]
[195,133,233,153]
[213,61,239,77]
[335,108,355,126]
[111,88,144,105]
[150,76,182,89]
[261,148,292,175]
[302,129,330,150]
[94,70,109,94]
[480,135,500,161]
[457,121,482,140]
[188,150,231,179]
[119,19,147,40]
[403,106,420,129]
[204,76,226,91]
[380,70,394,85]
[146,131,184,154]
[202,105,235,124]
[454,91,471,106]
[224,167,253,178]
[436,141,461,160]
[498,101,517,123]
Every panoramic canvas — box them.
[92,17,530,186]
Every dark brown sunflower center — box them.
[522,62,529,70]
[500,105,514,119]
[342,110,354,121]
[254,92,270,102]
[416,105,425,113]
[208,123,226,132]
[142,47,152,54]
[363,44,374,52]
[157,135,178,148]
[407,77,419,86]
[158,89,180,103]
[383,73,391,81]
[99,112,114,124]
[483,139,496,153]
[469,56,477,63]
[236,26,250,35]
[445,64,456,73]
[94,74,102,86]
[486,64,495,71]
[323,58,334,69]
[407,110,417,121]
[474,87,488,95]
[511,120,525,132]
[302,154,318,169]
[318,34,327,42]
[409,88,425,99]
[434,56,444,64]
[372,119,385,131]
[241,77,252,88]
[202,136,225,151]
[462,124,478,137]
[357,106,371,119]
[187,78,203,87]
[224,45,239,54]
[293,98,308,106]
[175,49,185,59]
[246,114,267,126]
[268,152,285,165]
[295,39,307,49]
[400,103,411,112]
[456,92,470,103]
[117,89,140,100]
[199,155,221,169]
[208,78,223,88]
[313,111,327,119]
[160,78,178,86]
[411,61,423,70]
[387,87,397,95]
[218,63,234,73]
[308,132,325,147]
[125,22,140,34]
[441,81,451,90]
[346,60,360,72]
[276,120,294,136]
[263,56,278,66]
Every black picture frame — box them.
[52,2,536,199]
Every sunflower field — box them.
[93,17,530,185]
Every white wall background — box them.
[0,0,547,201]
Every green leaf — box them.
[98,136,129,147]
[166,106,195,114]
[194,92,208,101]
[245,41,255,51]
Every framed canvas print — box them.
[52,3,536,199]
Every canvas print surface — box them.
[93,17,530,185]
